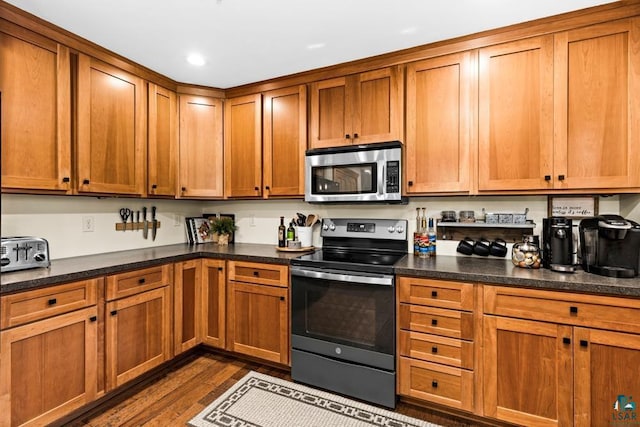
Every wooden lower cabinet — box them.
[0,307,98,427]
[227,261,289,365]
[105,286,171,390]
[174,259,202,354]
[201,259,226,349]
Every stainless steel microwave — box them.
[304,141,404,203]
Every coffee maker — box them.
[579,215,640,278]
[543,217,576,272]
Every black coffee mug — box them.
[489,239,508,257]
[473,238,491,256]
[456,237,475,255]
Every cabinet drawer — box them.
[484,286,640,334]
[106,264,172,300]
[228,261,288,287]
[398,277,474,311]
[1,279,98,329]
[399,303,474,340]
[398,356,474,412]
[399,330,473,369]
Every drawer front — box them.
[399,303,474,340]
[1,279,99,329]
[106,264,172,300]
[398,277,474,311]
[228,261,288,287]
[399,330,473,369]
[398,357,474,412]
[484,286,640,333]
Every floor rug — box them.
[188,371,443,427]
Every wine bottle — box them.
[278,216,286,247]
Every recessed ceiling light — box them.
[187,53,206,66]
[306,43,326,50]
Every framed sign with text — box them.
[548,196,598,219]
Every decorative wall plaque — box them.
[548,196,598,219]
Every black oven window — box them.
[311,163,376,194]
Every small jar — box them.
[511,235,541,269]
[459,211,475,223]
[441,211,457,222]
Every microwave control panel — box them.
[385,160,400,193]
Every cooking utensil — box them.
[142,207,148,239]
[136,210,140,229]
[130,208,135,228]
[306,214,317,227]
[151,206,158,241]
[119,208,131,231]
[296,213,307,226]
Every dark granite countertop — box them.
[2,244,639,298]
[395,255,640,298]
[0,243,307,294]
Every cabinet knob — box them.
[151,184,157,190]
[110,310,117,316]
[563,337,571,344]
[48,298,57,305]
[254,186,259,191]
[182,187,187,192]
[265,186,270,191]
[345,134,351,139]
[353,133,359,139]
[431,380,438,388]
[558,175,565,181]
[280,296,285,301]
[431,346,438,354]
[253,271,259,277]
[580,340,589,347]
[82,179,90,185]
[544,175,551,181]
[218,267,223,272]
[431,319,438,326]
[62,177,70,183]
[570,306,578,314]
[408,181,414,187]
[431,290,438,298]
[138,278,146,284]
[89,316,97,322]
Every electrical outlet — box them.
[250,215,256,227]
[82,216,95,232]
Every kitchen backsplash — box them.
[1,193,636,260]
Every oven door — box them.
[290,266,395,371]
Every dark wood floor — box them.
[66,351,487,427]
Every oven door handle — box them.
[290,266,393,286]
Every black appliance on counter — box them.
[543,217,576,272]
[290,218,408,408]
[579,215,640,278]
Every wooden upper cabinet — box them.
[405,52,474,194]
[553,18,640,190]
[0,27,72,193]
[148,83,177,197]
[178,94,224,198]
[224,94,262,198]
[478,36,554,192]
[76,54,147,196]
[309,66,403,148]
[263,85,307,198]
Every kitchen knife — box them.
[151,206,157,241]
[136,210,140,230]
[142,207,148,239]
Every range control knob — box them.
[396,225,404,233]
[34,253,46,262]
[387,226,396,233]
[322,223,329,231]
[329,223,336,231]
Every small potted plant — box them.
[210,216,237,245]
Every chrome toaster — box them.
[1,237,50,273]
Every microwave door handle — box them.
[291,267,393,286]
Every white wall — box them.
[3,193,627,259]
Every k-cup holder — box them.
[489,239,508,257]
[456,237,475,255]
[473,238,491,256]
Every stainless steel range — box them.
[290,218,408,408]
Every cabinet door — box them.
[263,85,307,197]
[148,83,177,197]
[483,316,573,427]
[0,28,72,193]
[224,94,262,198]
[174,259,202,355]
[574,328,640,427]
[178,94,224,198]
[202,259,226,348]
[105,286,171,390]
[352,66,403,145]
[309,77,351,148]
[0,307,97,427]
[405,53,473,194]
[554,18,640,190]
[478,36,554,191]
[227,281,288,364]
[76,54,146,196]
